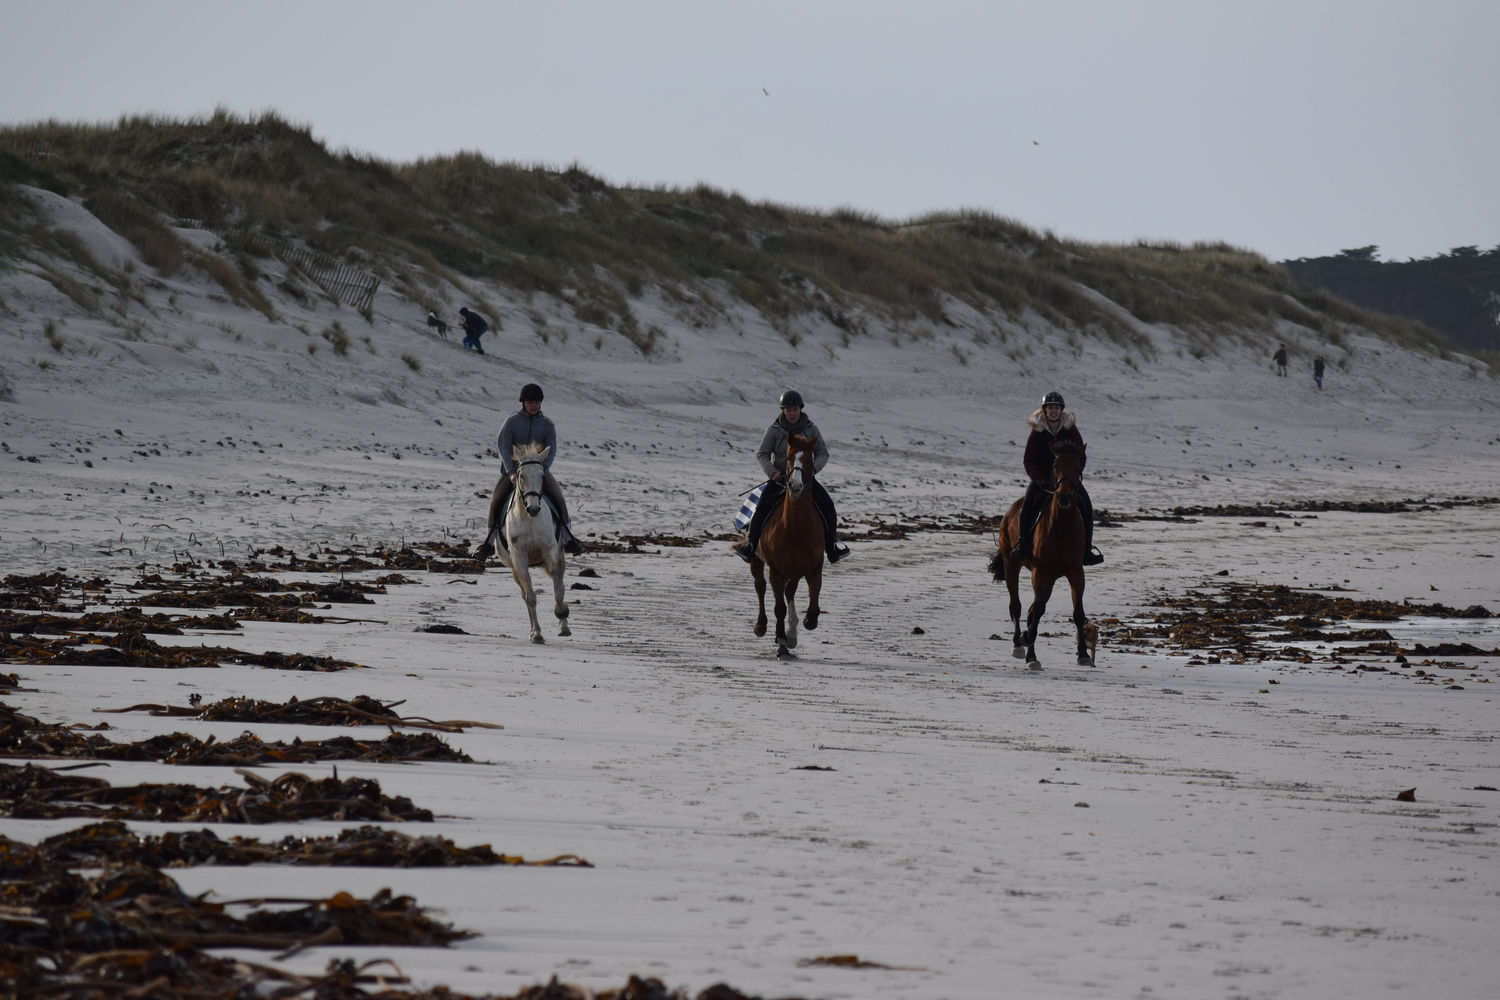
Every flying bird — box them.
[762,88,770,96]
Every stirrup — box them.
[471,540,494,561]
[1083,547,1104,566]
[564,537,585,556]
[732,542,754,563]
[828,545,850,564]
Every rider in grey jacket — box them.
[733,389,850,564]
[474,383,584,558]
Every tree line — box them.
[1282,245,1500,352]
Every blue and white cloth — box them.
[734,486,762,531]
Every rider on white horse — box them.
[474,383,585,559]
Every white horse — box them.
[473,442,571,643]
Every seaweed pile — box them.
[2,702,476,766]
[1,763,435,822]
[0,548,824,999]
[93,693,501,732]
[1108,581,1495,684]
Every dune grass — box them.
[0,110,1455,361]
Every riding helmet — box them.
[1041,390,1065,408]
[519,383,544,403]
[779,389,804,409]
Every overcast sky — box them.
[3,0,1496,262]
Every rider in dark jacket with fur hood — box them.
[1013,390,1103,565]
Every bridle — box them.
[514,457,548,515]
[783,443,811,500]
[1049,464,1080,511]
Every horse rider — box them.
[474,382,585,558]
[733,389,851,565]
[1011,390,1104,566]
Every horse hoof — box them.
[784,634,798,649]
[776,645,794,660]
[1026,659,1042,671]
[754,623,766,637]
[1077,655,1094,667]
[803,616,819,631]
[559,626,572,637]
[1011,646,1027,659]
[530,635,545,645]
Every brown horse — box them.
[750,433,825,659]
[988,440,1093,668]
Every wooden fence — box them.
[229,230,381,312]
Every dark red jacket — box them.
[1023,417,1085,484]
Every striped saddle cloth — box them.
[733,486,762,532]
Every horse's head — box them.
[511,442,552,516]
[784,433,818,500]
[1049,440,1085,510]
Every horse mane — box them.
[514,440,549,461]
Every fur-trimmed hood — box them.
[1027,407,1077,433]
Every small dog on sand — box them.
[426,311,449,339]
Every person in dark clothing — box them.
[1313,354,1326,390]
[1011,390,1103,566]
[1273,343,1288,376]
[472,383,585,558]
[459,307,488,354]
[732,389,850,565]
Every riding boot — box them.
[1079,484,1103,565]
[540,473,584,554]
[735,481,782,561]
[812,483,850,563]
[1012,482,1045,559]
[483,476,515,552]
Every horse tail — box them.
[987,547,1005,581]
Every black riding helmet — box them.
[1041,390,1065,408]
[519,383,544,403]
[779,389,804,409]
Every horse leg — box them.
[548,552,571,637]
[752,559,768,637]
[782,576,799,650]
[1068,568,1090,666]
[1023,571,1058,669]
[774,569,798,650]
[511,563,544,644]
[803,567,822,631]
[1005,552,1026,659]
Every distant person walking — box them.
[459,307,488,354]
[1272,343,1288,377]
[1313,354,1326,390]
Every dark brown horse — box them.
[988,439,1093,668]
[750,433,824,659]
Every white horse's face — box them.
[512,445,552,517]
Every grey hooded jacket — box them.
[755,411,829,479]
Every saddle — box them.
[498,494,563,550]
